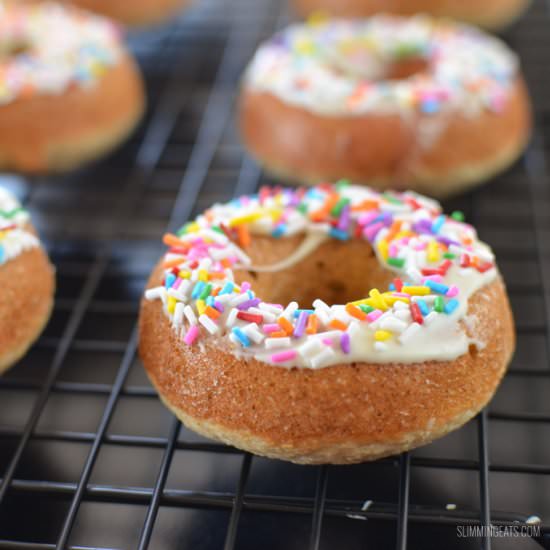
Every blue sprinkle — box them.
[293,309,314,318]
[425,280,449,295]
[272,224,287,238]
[444,299,460,314]
[219,282,234,295]
[329,227,349,241]
[431,215,446,234]
[232,327,251,347]
[389,283,396,291]
[417,299,430,316]
[191,281,206,299]
[165,274,176,289]
[0,245,4,264]
[206,296,215,306]
[421,98,440,114]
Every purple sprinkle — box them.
[293,310,309,338]
[213,300,225,313]
[237,298,261,310]
[364,222,384,242]
[337,204,351,232]
[340,333,351,354]
[436,236,460,247]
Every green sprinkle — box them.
[359,304,375,314]
[443,252,456,259]
[451,211,465,222]
[199,283,212,300]
[0,207,24,219]
[336,179,350,191]
[297,203,308,215]
[177,223,191,237]
[434,296,445,313]
[387,257,405,268]
[331,198,350,217]
[393,43,424,59]
[382,192,402,205]
[212,226,224,235]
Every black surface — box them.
[1,0,550,548]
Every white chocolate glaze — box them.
[0,187,39,265]
[145,183,498,369]
[243,15,518,117]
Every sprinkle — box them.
[237,298,261,310]
[184,325,200,346]
[237,311,263,323]
[278,316,294,335]
[416,299,430,316]
[431,215,446,234]
[434,296,445,313]
[265,336,292,348]
[232,327,251,347]
[329,319,347,331]
[345,303,367,321]
[451,211,465,222]
[444,299,459,314]
[410,302,424,324]
[374,330,392,341]
[329,227,349,240]
[199,314,219,335]
[293,310,309,338]
[340,332,351,353]
[183,305,198,326]
[387,257,405,268]
[271,350,297,363]
[425,280,449,295]
[306,314,318,334]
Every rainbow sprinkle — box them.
[145,182,497,368]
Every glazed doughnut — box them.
[49,0,190,27]
[0,2,145,174]
[239,16,531,198]
[0,187,55,374]
[292,0,531,31]
[139,182,514,464]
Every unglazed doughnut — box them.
[0,2,145,174]
[292,0,531,31]
[48,0,190,26]
[239,16,531,198]
[0,187,55,374]
[139,182,514,464]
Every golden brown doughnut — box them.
[139,183,514,464]
[0,188,55,374]
[239,16,532,198]
[0,3,145,174]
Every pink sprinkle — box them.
[322,338,333,346]
[172,277,182,290]
[446,285,459,297]
[392,292,410,298]
[263,323,280,334]
[358,211,379,226]
[389,244,398,256]
[264,303,284,309]
[241,281,251,292]
[271,350,297,363]
[364,222,384,242]
[367,310,383,323]
[184,325,200,346]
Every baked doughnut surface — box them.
[51,0,190,27]
[292,0,531,31]
[239,16,531,198]
[139,183,514,464]
[0,2,145,174]
[0,187,55,374]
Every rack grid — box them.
[1,0,550,548]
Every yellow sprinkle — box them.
[375,330,392,342]
[167,296,177,314]
[382,293,410,305]
[369,288,388,311]
[401,286,431,296]
[186,222,200,233]
[198,269,208,282]
[178,270,191,279]
[427,241,440,263]
[377,240,389,261]
[295,39,316,55]
[196,300,207,316]
[228,212,264,227]
[394,230,414,241]
[350,298,370,306]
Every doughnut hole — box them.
[385,57,430,80]
[233,234,394,308]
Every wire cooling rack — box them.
[1,0,550,548]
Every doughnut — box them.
[0,2,145,174]
[139,182,515,464]
[292,0,531,31]
[49,0,190,27]
[239,16,531,198]
[0,187,55,374]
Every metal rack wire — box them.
[0,0,549,548]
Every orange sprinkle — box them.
[310,193,339,221]
[220,258,231,268]
[329,319,348,331]
[270,331,288,338]
[205,306,221,320]
[278,317,294,335]
[351,199,379,212]
[237,225,251,248]
[306,314,318,334]
[208,272,226,280]
[163,233,188,248]
[345,303,367,321]
[162,257,185,269]
[211,287,220,297]
[385,220,403,243]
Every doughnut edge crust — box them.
[139,271,514,464]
